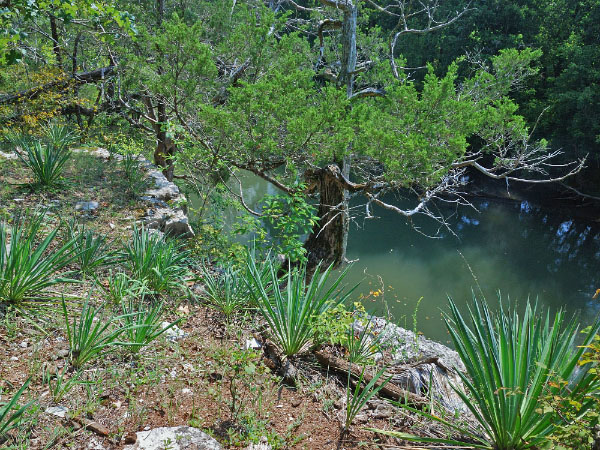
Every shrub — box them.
[123,226,191,295]
[371,297,600,450]
[0,212,76,306]
[246,256,356,357]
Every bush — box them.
[123,226,191,295]
[0,212,76,306]
[372,297,600,450]
[246,255,356,357]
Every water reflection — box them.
[188,174,600,344]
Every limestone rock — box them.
[75,201,99,212]
[357,317,468,413]
[123,426,221,450]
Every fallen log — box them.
[314,349,430,408]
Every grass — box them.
[0,379,33,445]
[201,265,250,319]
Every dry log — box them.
[314,349,429,407]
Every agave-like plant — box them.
[0,379,33,445]
[246,255,357,357]
[0,212,77,305]
[122,226,191,295]
[9,124,77,188]
[68,222,117,276]
[372,296,600,449]
[201,265,250,318]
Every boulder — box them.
[357,317,468,413]
[123,426,221,450]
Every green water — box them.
[189,174,600,344]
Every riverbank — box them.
[0,147,471,449]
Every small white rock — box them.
[45,405,68,418]
[181,388,192,395]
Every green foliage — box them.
[246,255,356,357]
[8,124,77,188]
[42,366,88,405]
[541,328,600,448]
[62,296,125,369]
[123,226,191,295]
[68,222,117,276]
[119,294,180,354]
[372,297,600,449]
[0,379,33,444]
[201,265,250,319]
[345,317,387,365]
[0,212,76,305]
[344,365,390,433]
[261,188,319,263]
[98,271,142,305]
[120,153,150,198]
[313,301,362,348]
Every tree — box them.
[175,0,583,268]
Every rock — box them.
[0,150,18,159]
[245,437,271,450]
[123,426,222,450]
[357,317,468,413]
[10,356,18,362]
[161,322,186,341]
[20,341,28,348]
[245,338,262,350]
[181,388,192,395]
[45,405,69,418]
[75,201,99,212]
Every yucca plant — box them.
[0,379,33,445]
[372,297,600,449]
[345,318,386,365]
[9,125,76,188]
[201,266,250,318]
[68,222,117,276]
[0,213,77,306]
[343,365,390,435]
[62,296,127,369]
[123,226,191,295]
[119,294,182,353]
[98,271,144,305]
[246,255,356,357]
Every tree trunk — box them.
[303,163,350,270]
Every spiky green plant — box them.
[201,266,249,318]
[0,213,76,305]
[246,256,356,357]
[98,271,144,305]
[344,365,390,434]
[345,317,386,365]
[0,379,33,444]
[371,297,600,449]
[62,296,127,369]
[68,222,117,276]
[123,226,191,295]
[119,293,181,353]
[9,126,75,188]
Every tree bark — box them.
[303,163,350,269]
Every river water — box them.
[190,173,600,344]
